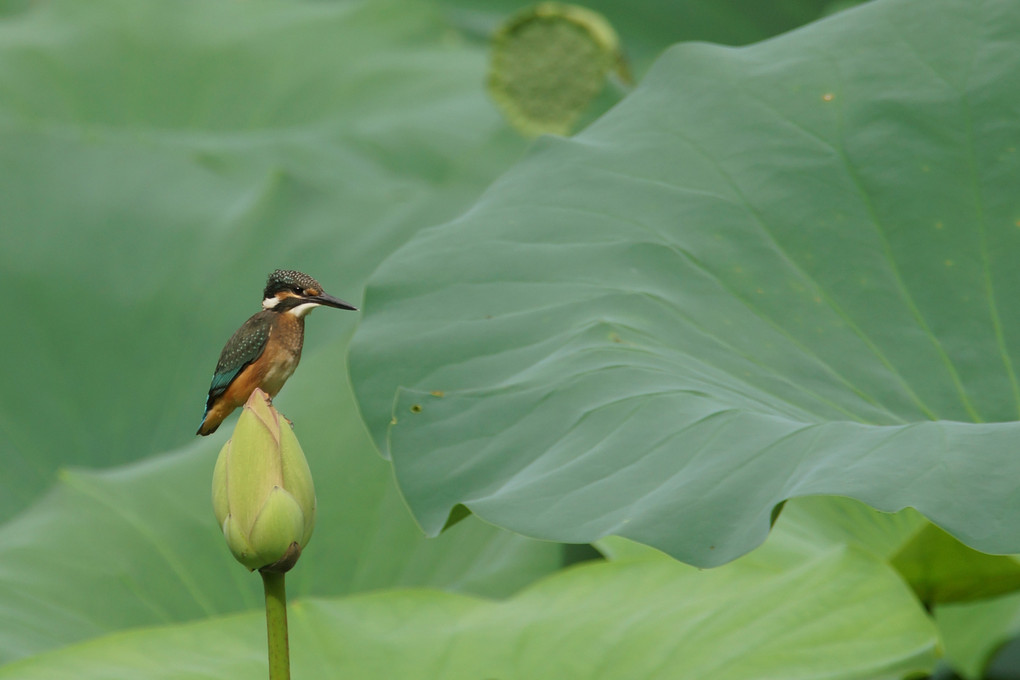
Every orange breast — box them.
[197,313,305,436]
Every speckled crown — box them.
[263,269,323,298]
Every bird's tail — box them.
[196,418,220,436]
[196,403,223,436]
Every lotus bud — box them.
[212,389,316,572]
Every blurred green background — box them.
[1,0,1017,677]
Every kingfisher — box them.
[197,269,358,436]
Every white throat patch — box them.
[287,302,320,318]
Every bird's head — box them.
[261,269,358,317]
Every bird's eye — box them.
[293,286,304,295]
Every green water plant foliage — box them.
[0,527,937,679]
[351,0,1020,567]
[2,0,1015,677]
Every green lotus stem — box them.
[212,392,314,678]
[261,570,291,680]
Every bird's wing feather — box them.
[205,312,272,408]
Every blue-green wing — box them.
[204,312,272,413]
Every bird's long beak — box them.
[313,292,358,311]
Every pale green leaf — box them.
[0,543,937,680]
[777,497,1020,605]
[936,594,1020,679]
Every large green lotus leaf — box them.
[350,0,1020,566]
[0,541,937,680]
[0,337,562,665]
[732,496,1020,676]
[770,497,1020,677]
[0,0,527,521]
[936,594,1020,679]
[891,525,1020,606]
[776,497,1020,606]
[774,497,927,558]
[611,496,1020,605]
